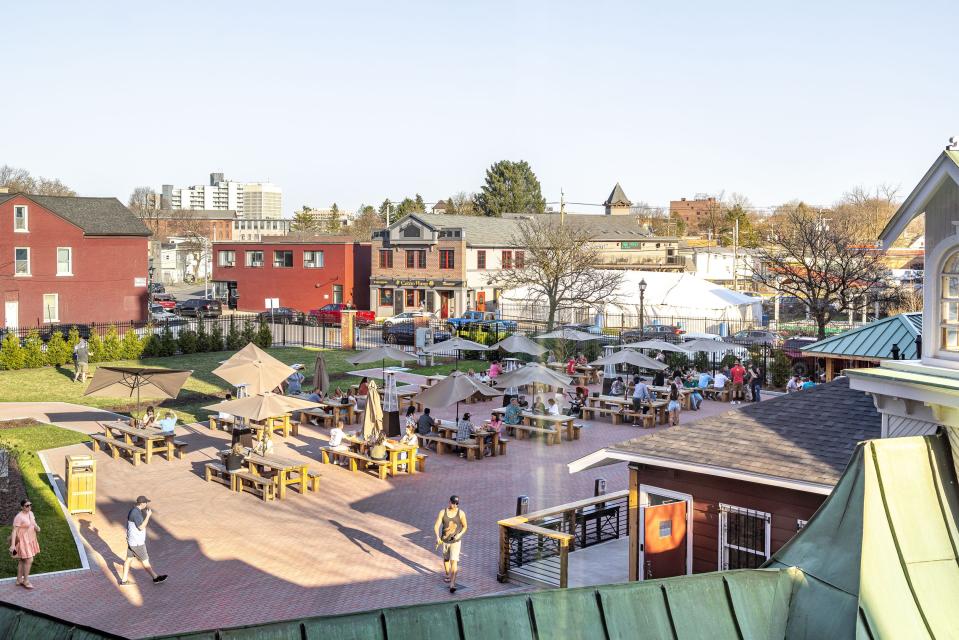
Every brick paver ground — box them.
[0,385,761,638]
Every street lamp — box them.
[638,278,647,337]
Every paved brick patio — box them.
[0,386,758,638]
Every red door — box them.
[477,291,486,311]
[643,501,687,580]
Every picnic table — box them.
[219,449,311,499]
[433,419,502,457]
[99,421,175,463]
[585,395,670,425]
[490,408,572,443]
[649,385,692,410]
[547,362,600,384]
[316,400,357,424]
[343,434,419,476]
[423,374,446,387]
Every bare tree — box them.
[0,164,76,196]
[488,217,624,329]
[348,206,383,241]
[168,210,209,283]
[445,191,479,215]
[751,204,901,338]
[128,186,161,234]
[833,184,901,242]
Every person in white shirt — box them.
[786,376,800,393]
[713,372,729,389]
[546,398,561,416]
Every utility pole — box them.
[560,189,566,226]
[733,217,739,291]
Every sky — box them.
[3,0,958,216]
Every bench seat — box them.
[90,433,145,465]
[204,462,235,489]
[233,470,276,501]
[321,447,391,480]
[418,434,481,460]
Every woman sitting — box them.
[140,406,157,429]
[532,396,547,414]
[610,377,626,396]
[328,421,348,452]
[357,377,370,396]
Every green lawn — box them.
[0,348,489,424]
[0,424,91,579]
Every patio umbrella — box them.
[681,338,742,354]
[361,380,384,440]
[412,370,502,421]
[624,339,691,353]
[313,352,330,394]
[203,392,321,422]
[85,366,193,419]
[422,336,489,370]
[590,349,668,370]
[213,343,294,395]
[348,345,417,381]
[489,334,548,357]
[534,328,602,341]
[493,362,572,389]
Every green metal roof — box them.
[801,313,921,360]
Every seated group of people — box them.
[565,352,589,375]
[139,406,177,434]
[466,359,504,384]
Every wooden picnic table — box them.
[434,419,501,457]
[317,400,357,424]
[490,408,574,442]
[220,449,310,499]
[343,434,418,476]
[423,375,446,387]
[586,394,670,425]
[100,421,174,463]
[649,385,692,410]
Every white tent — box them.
[500,271,761,334]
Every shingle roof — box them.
[802,313,921,360]
[604,182,631,207]
[3,194,151,236]
[600,378,880,487]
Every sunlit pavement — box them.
[0,386,760,637]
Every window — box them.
[333,285,343,304]
[477,250,486,269]
[14,248,29,275]
[718,504,771,570]
[406,250,426,269]
[401,224,422,238]
[273,250,294,268]
[379,288,394,306]
[56,247,72,275]
[42,294,59,323]
[440,249,455,269]
[515,250,525,268]
[942,250,959,351]
[379,249,393,268]
[406,289,417,307]
[304,250,324,268]
[14,205,28,232]
[502,250,513,269]
[217,250,236,267]
[245,250,264,267]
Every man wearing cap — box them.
[433,495,468,594]
[119,496,167,585]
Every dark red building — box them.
[211,237,371,312]
[0,193,151,328]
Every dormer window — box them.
[401,224,422,238]
[941,250,959,351]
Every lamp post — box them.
[638,278,647,338]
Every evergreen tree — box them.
[255,321,273,348]
[121,329,145,360]
[0,332,25,370]
[66,326,81,354]
[159,326,177,357]
[195,320,210,353]
[210,320,225,352]
[226,317,243,350]
[474,160,546,217]
[178,328,198,354]
[102,326,123,361]
[141,333,161,358]
[291,206,320,232]
[22,330,46,368]
[769,349,792,388]
[46,330,71,366]
[88,332,105,363]
[241,319,257,346]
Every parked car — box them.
[152,293,178,311]
[781,336,821,376]
[257,307,311,324]
[446,311,517,332]
[39,323,91,341]
[149,304,179,322]
[149,282,166,294]
[621,324,686,344]
[731,329,784,347]
[381,310,437,331]
[382,323,451,346]
[176,298,223,318]
[309,304,375,326]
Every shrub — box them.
[226,317,243,350]
[178,328,198,354]
[210,320,225,352]
[665,350,689,371]
[141,333,161,358]
[255,321,272,348]
[241,319,257,346]
[159,326,177,357]
[121,329,144,360]
[66,326,81,354]
[88,332,105,363]
[195,320,210,353]
[720,353,738,369]
[46,330,71,366]
[693,351,709,372]
[770,349,792,388]
[0,332,25,370]
[22,330,46,368]
[102,326,123,362]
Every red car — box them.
[152,293,177,311]
[309,304,375,326]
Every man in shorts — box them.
[433,495,468,594]
[119,495,167,585]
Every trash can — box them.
[65,454,96,515]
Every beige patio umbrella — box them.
[412,370,502,421]
[534,328,602,341]
[493,362,572,389]
[84,366,193,419]
[313,352,330,393]
[590,350,668,370]
[361,380,384,440]
[489,334,548,357]
[624,339,691,353]
[203,392,321,422]
[422,336,489,370]
[348,345,417,381]
[213,343,294,395]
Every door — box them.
[4,301,18,329]
[439,291,454,319]
[476,291,486,311]
[394,290,404,315]
[642,501,687,580]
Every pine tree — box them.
[46,330,71,366]
[88,332,105,363]
[159,326,177,357]
[210,320,225,352]
[22,330,46,368]
[226,317,243,350]
[241,319,257,346]
[255,321,273,348]
[121,329,145,360]
[195,320,210,352]
[474,160,546,217]
[102,326,123,361]
[0,332,25,370]
[291,206,320,232]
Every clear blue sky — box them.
[3,0,957,215]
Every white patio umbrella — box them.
[681,338,742,354]
[489,334,548,357]
[412,370,502,421]
[624,339,691,353]
[422,336,489,370]
[534,328,602,341]
[590,350,668,370]
[493,362,572,389]
[348,345,417,381]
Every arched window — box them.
[941,250,959,351]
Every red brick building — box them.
[211,237,371,312]
[0,193,151,328]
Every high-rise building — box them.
[160,173,282,218]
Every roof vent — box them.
[948,136,959,151]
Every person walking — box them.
[73,338,89,383]
[119,496,167,585]
[729,359,746,405]
[433,496,468,594]
[9,499,40,589]
[748,363,763,402]
[667,381,681,426]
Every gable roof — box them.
[569,378,881,491]
[604,182,631,207]
[879,149,959,247]
[1,193,152,236]
[802,313,921,360]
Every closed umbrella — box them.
[489,334,548,357]
[85,366,193,420]
[213,344,294,395]
[361,380,384,440]
[313,353,330,394]
[348,345,417,381]
[493,362,572,389]
[624,339,691,353]
[412,370,502,421]
[422,336,489,370]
